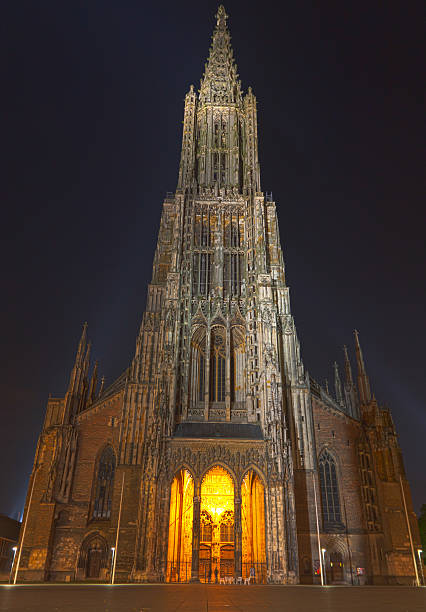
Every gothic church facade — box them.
[14,6,421,585]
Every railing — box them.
[165,560,268,584]
[166,561,192,583]
[242,562,267,584]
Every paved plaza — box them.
[1,584,426,612]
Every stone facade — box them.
[13,6,421,586]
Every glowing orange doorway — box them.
[200,466,235,582]
[166,469,194,582]
[241,470,266,582]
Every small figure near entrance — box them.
[214,566,219,583]
[249,566,256,584]
[208,566,212,583]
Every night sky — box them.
[1,1,425,518]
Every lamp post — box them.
[418,550,424,586]
[321,548,327,586]
[399,475,420,587]
[110,547,116,584]
[9,547,17,584]
[13,464,40,584]
[111,473,125,585]
[312,473,324,586]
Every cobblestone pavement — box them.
[1,584,426,612]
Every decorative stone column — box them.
[234,495,242,578]
[204,332,211,421]
[191,495,201,582]
[225,324,231,420]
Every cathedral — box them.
[14,6,421,586]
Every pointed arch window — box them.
[214,123,219,147]
[318,449,341,528]
[220,510,234,542]
[190,327,207,405]
[201,510,213,542]
[210,328,226,402]
[92,447,115,519]
[192,253,211,295]
[231,327,245,403]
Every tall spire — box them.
[343,344,360,419]
[354,330,372,405]
[76,321,87,365]
[199,5,240,104]
[343,345,353,385]
[88,360,98,404]
[83,341,91,375]
[333,361,343,406]
[67,322,87,394]
[65,322,89,421]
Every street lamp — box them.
[418,550,424,586]
[321,548,327,586]
[110,547,116,584]
[9,547,17,584]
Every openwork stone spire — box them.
[354,329,372,405]
[199,5,241,104]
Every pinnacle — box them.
[199,5,240,104]
[216,5,228,28]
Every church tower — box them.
[117,5,315,583]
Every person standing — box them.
[249,565,256,584]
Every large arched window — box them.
[318,449,341,527]
[231,327,245,403]
[190,327,206,405]
[210,328,226,402]
[92,446,115,519]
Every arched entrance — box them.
[200,466,234,582]
[76,534,109,581]
[328,551,345,583]
[241,470,266,583]
[166,469,194,582]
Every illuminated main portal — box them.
[200,466,235,582]
[166,466,266,582]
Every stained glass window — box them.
[319,449,341,526]
[92,446,115,519]
[210,330,226,402]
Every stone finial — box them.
[216,5,228,27]
[353,329,372,405]
[333,361,343,406]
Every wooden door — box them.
[87,547,102,578]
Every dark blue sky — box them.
[1,0,425,517]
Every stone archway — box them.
[241,469,266,583]
[321,536,351,585]
[166,468,194,582]
[77,533,109,581]
[200,466,235,582]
